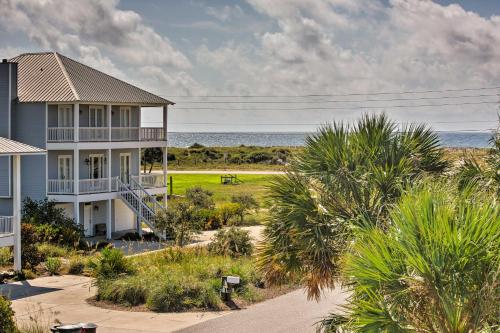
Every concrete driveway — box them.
[0,275,228,333]
[176,288,347,333]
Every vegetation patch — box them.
[93,247,297,312]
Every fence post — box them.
[169,176,173,196]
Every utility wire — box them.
[173,93,498,104]
[166,85,500,98]
[172,100,497,111]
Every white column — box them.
[107,104,112,142]
[12,155,21,271]
[162,106,168,140]
[73,200,80,226]
[138,106,142,141]
[74,103,79,142]
[163,146,167,207]
[106,199,112,240]
[107,149,112,191]
[73,149,79,195]
[138,148,142,184]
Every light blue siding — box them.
[0,198,13,216]
[12,103,47,201]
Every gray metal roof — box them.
[9,52,174,106]
[0,137,46,156]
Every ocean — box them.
[167,132,493,148]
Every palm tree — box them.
[457,124,499,195]
[258,114,448,299]
[321,183,499,332]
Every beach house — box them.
[0,52,172,239]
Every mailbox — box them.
[221,275,240,301]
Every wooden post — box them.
[169,176,173,196]
[12,155,21,271]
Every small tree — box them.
[208,227,254,257]
[186,186,215,209]
[217,203,240,226]
[155,201,202,247]
[231,194,259,223]
[141,148,163,173]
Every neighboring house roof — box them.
[0,137,46,156]
[9,52,173,106]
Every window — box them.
[88,154,104,179]
[120,107,131,127]
[58,155,72,180]
[89,105,105,127]
[120,153,131,183]
[57,105,73,127]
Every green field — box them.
[167,173,275,205]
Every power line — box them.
[172,100,498,111]
[174,93,499,104]
[166,85,500,98]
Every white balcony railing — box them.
[111,127,140,141]
[79,178,110,194]
[0,216,13,235]
[79,127,109,141]
[141,127,165,141]
[47,127,74,142]
[47,179,74,194]
[132,173,166,188]
[47,127,165,142]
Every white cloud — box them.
[0,0,200,95]
[206,4,244,22]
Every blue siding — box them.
[0,157,10,197]
[0,198,13,216]
[0,62,15,197]
[12,103,47,201]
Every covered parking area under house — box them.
[0,137,46,270]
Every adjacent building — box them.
[0,52,172,239]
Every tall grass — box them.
[95,247,265,311]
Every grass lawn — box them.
[167,173,274,205]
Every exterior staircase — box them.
[116,178,166,238]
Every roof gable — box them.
[0,137,46,156]
[9,52,173,105]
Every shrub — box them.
[147,277,220,311]
[216,203,239,226]
[89,247,132,278]
[322,184,500,332]
[37,243,69,258]
[22,198,82,247]
[186,186,215,209]
[0,295,18,333]
[246,151,273,163]
[0,247,12,267]
[21,224,44,269]
[189,142,205,149]
[208,227,254,258]
[97,276,148,306]
[45,257,62,275]
[231,194,259,223]
[155,201,202,247]
[68,256,85,275]
[196,208,222,230]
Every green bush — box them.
[186,186,215,209]
[0,247,12,267]
[216,203,240,226]
[89,247,132,278]
[0,295,18,333]
[196,208,222,230]
[21,224,44,269]
[45,257,62,275]
[208,227,254,258]
[97,276,147,306]
[246,151,273,163]
[231,194,259,223]
[68,256,85,275]
[37,243,70,258]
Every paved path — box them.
[155,170,285,175]
[176,288,347,333]
[0,276,228,333]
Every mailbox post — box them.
[221,275,240,301]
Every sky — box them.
[0,0,499,133]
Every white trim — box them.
[88,105,105,127]
[119,153,131,183]
[54,52,80,100]
[57,155,73,180]
[119,106,132,127]
[88,153,105,179]
[47,140,167,150]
